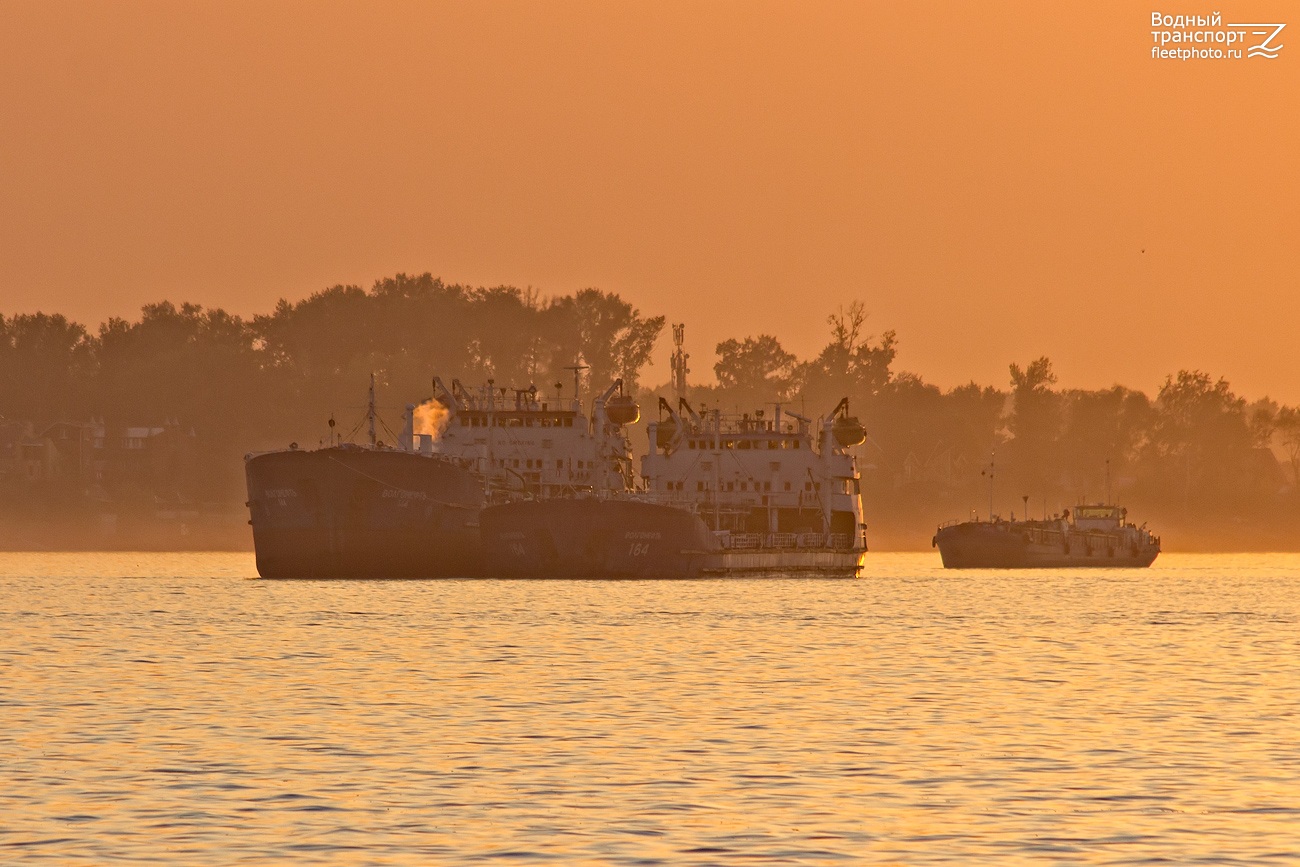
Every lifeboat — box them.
[655,416,678,449]
[606,394,641,426]
[832,415,867,447]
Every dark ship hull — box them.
[935,521,1159,569]
[481,498,864,579]
[481,498,716,578]
[245,447,486,578]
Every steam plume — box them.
[414,399,450,441]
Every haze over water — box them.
[4,552,1298,864]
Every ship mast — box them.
[983,451,995,520]
[485,378,495,498]
[671,323,689,400]
[368,372,377,448]
[563,362,588,412]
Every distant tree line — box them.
[678,301,1300,548]
[1,280,1297,547]
[0,274,663,501]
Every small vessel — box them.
[933,504,1161,568]
[245,371,636,578]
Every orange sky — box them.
[2,2,1296,400]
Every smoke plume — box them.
[413,399,450,441]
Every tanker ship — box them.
[478,326,869,578]
[245,372,640,578]
[933,504,1161,568]
[479,397,869,578]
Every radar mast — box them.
[671,323,690,400]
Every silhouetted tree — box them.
[96,302,259,424]
[713,334,799,401]
[0,313,94,424]
[1273,406,1300,489]
[544,288,665,392]
[368,274,475,400]
[1003,357,1061,498]
[1056,386,1152,499]
[94,301,266,498]
[1143,370,1256,510]
[801,301,897,408]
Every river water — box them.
[2,552,1298,864]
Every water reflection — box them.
[1,553,1297,863]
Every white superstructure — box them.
[641,397,867,553]
[401,376,639,500]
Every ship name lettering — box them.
[624,531,662,540]
[382,489,427,499]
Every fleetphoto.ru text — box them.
[1151,11,1285,60]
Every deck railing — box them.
[714,531,855,551]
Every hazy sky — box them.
[2,2,1296,400]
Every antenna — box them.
[671,323,689,399]
[1105,458,1112,504]
[563,362,589,403]
[980,450,995,520]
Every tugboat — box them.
[933,504,1161,568]
[245,370,637,578]
[478,326,868,578]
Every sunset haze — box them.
[2,2,1296,398]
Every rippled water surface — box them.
[3,552,1299,864]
